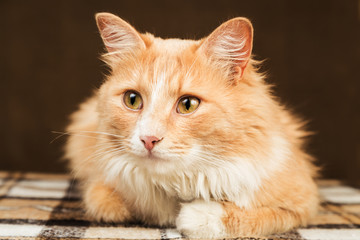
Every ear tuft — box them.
[95,13,145,56]
[200,18,253,78]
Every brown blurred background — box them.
[1,0,359,185]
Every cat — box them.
[65,12,319,238]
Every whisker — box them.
[185,55,199,80]
[66,141,122,156]
[51,131,125,143]
[50,131,69,144]
[51,131,110,141]
[68,130,126,139]
[81,145,127,166]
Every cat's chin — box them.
[145,152,164,160]
[131,152,179,174]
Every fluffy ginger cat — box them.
[65,12,319,238]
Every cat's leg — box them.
[83,180,132,222]
[220,201,310,237]
[176,199,315,238]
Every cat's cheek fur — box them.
[176,200,228,238]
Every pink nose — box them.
[140,136,162,151]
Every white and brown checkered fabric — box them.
[0,172,359,239]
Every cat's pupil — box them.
[184,98,191,110]
[130,93,136,105]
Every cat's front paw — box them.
[176,200,228,238]
[84,181,132,222]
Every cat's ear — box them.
[95,13,146,55]
[200,17,253,79]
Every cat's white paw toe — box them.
[176,200,228,238]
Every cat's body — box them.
[65,13,319,238]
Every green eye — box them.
[123,91,143,110]
[177,96,200,114]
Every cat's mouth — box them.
[144,151,166,161]
[131,149,168,162]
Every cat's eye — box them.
[123,91,143,110]
[177,96,200,115]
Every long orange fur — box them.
[65,13,319,238]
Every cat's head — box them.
[94,13,274,175]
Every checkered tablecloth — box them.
[0,172,359,240]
